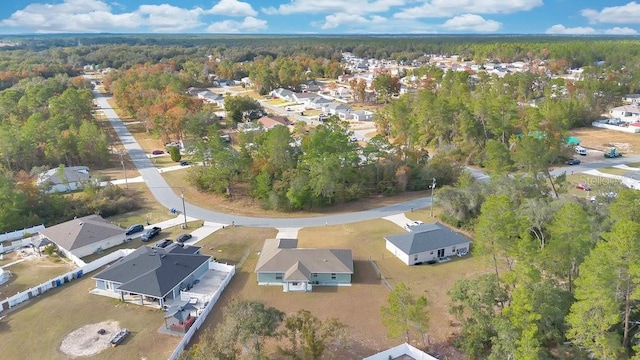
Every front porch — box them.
[283,281,312,292]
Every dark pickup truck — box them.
[141,226,161,242]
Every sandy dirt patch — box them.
[570,127,640,154]
[60,320,120,357]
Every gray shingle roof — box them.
[255,239,353,275]
[39,215,125,251]
[93,245,209,298]
[37,166,89,186]
[384,222,471,255]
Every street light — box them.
[119,151,128,189]
[181,190,187,229]
[430,178,436,218]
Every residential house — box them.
[291,92,317,104]
[92,244,211,308]
[257,115,290,130]
[255,238,353,292]
[363,343,438,360]
[384,222,471,265]
[609,105,640,123]
[270,88,295,102]
[623,94,640,104]
[307,96,333,109]
[38,215,127,261]
[322,102,351,115]
[197,91,225,107]
[37,166,90,194]
[337,109,373,121]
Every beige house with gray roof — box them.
[38,214,127,262]
[255,239,353,292]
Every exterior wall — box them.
[258,272,351,286]
[47,182,82,194]
[71,233,128,258]
[385,241,410,265]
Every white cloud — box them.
[581,2,640,24]
[604,27,638,35]
[206,16,267,33]
[209,0,257,17]
[263,0,406,15]
[1,0,141,32]
[545,24,596,35]
[394,0,542,19]
[137,4,204,32]
[442,14,501,32]
[322,13,369,29]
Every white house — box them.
[37,166,90,193]
[609,105,640,123]
[384,222,471,265]
[38,215,127,262]
[623,94,640,104]
[362,343,438,360]
[197,91,225,107]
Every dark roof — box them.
[93,246,210,298]
[39,215,125,251]
[384,222,471,255]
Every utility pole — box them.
[120,151,128,189]
[181,190,187,229]
[430,178,436,218]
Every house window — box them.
[430,251,434,255]
[312,273,318,278]
[452,246,456,252]
[275,273,283,280]
[331,273,336,280]
[414,255,419,261]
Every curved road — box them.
[94,91,432,227]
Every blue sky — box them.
[0,0,639,35]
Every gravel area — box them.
[60,320,120,357]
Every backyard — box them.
[191,214,482,359]
[0,253,74,299]
[0,273,179,360]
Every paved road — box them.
[93,91,432,227]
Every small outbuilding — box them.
[384,222,471,265]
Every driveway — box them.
[93,91,432,228]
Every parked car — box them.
[152,150,164,155]
[177,233,193,243]
[154,238,173,248]
[141,226,161,242]
[125,224,144,236]
[567,158,581,165]
[403,220,425,231]
[180,160,191,166]
[576,183,592,191]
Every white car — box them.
[403,220,425,231]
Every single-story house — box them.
[37,215,127,260]
[623,94,640,104]
[362,343,438,360]
[257,115,290,130]
[255,238,353,292]
[307,96,333,109]
[384,222,471,266]
[338,109,374,121]
[291,92,316,104]
[322,102,351,115]
[197,91,225,107]
[92,244,210,308]
[37,166,90,193]
[609,105,640,123]
[270,88,295,102]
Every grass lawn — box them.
[190,215,482,358]
[597,167,629,175]
[196,226,277,265]
[1,274,178,360]
[0,255,74,299]
[106,183,177,228]
[565,173,624,198]
[626,162,640,168]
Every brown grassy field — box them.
[569,127,640,154]
[191,214,482,359]
[0,255,74,299]
[0,274,178,360]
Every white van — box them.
[575,146,587,156]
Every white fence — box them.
[0,249,132,314]
[167,262,236,360]
[0,225,44,243]
[592,121,640,133]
